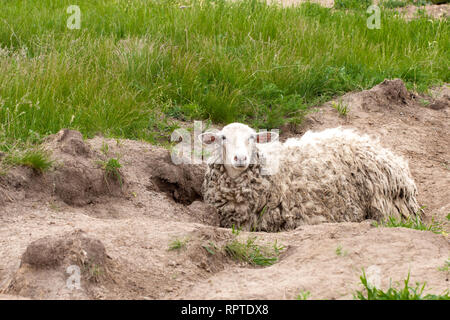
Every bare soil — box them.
[0,79,449,300]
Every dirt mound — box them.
[343,78,415,113]
[49,130,206,207]
[2,230,112,299]
[21,229,107,270]
[45,129,124,206]
[0,129,208,221]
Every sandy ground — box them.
[0,79,448,300]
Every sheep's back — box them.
[278,128,419,223]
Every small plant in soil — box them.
[98,157,123,187]
[224,236,284,267]
[331,100,349,117]
[202,241,218,255]
[296,290,311,300]
[355,269,450,300]
[231,224,242,236]
[168,238,188,251]
[88,264,105,282]
[100,141,109,155]
[82,262,105,283]
[335,244,348,256]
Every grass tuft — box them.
[355,269,450,300]
[224,236,284,267]
[168,238,189,251]
[5,148,53,172]
[331,100,349,117]
[296,290,311,300]
[97,157,123,187]
[335,244,348,256]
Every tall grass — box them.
[0,0,448,150]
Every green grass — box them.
[335,0,372,10]
[224,236,284,266]
[331,100,350,116]
[374,212,445,234]
[3,147,53,172]
[381,0,408,8]
[335,244,348,256]
[355,270,450,300]
[97,157,123,187]
[295,290,311,300]
[0,0,448,154]
[168,238,189,251]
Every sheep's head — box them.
[199,123,278,179]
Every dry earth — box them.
[0,79,448,300]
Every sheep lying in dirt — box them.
[200,123,420,232]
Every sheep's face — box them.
[199,123,278,179]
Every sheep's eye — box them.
[222,136,226,141]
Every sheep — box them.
[199,123,420,232]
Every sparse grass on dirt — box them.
[373,211,445,234]
[84,263,106,283]
[97,157,123,187]
[3,147,53,172]
[355,270,450,300]
[168,238,189,251]
[295,290,311,300]
[331,100,350,116]
[0,0,448,156]
[224,236,284,266]
[202,241,218,255]
[335,244,348,256]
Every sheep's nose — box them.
[234,155,247,161]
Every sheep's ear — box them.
[255,131,278,144]
[198,132,220,145]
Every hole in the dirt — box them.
[150,177,201,205]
